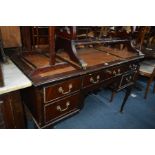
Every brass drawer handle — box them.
[58,84,73,95]
[56,101,70,112]
[113,70,117,76]
[90,75,100,84]
[117,69,121,74]
[113,69,120,76]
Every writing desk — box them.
[11,39,144,128]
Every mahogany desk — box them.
[11,42,144,128]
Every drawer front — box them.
[103,62,138,80]
[120,62,138,73]
[83,72,103,88]
[44,77,82,103]
[119,72,136,88]
[44,93,80,123]
[103,67,122,79]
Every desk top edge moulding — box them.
[10,26,144,128]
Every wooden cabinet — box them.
[0,26,21,48]
[0,91,25,128]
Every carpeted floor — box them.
[28,77,155,129]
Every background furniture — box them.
[0,26,22,48]
[0,36,4,87]
[0,59,32,128]
[21,26,49,51]
[31,26,49,49]
[0,91,25,128]
[139,60,155,99]
[134,26,155,59]
[132,27,155,98]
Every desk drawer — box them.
[83,72,103,88]
[119,72,136,88]
[44,93,80,123]
[104,67,122,79]
[121,62,138,73]
[103,62,138,80]
[44,77,82,103]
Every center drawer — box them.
[44,93,80,123]
[83,72,103,88]
[44,77,82,103]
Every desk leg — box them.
[120,86,132,113]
